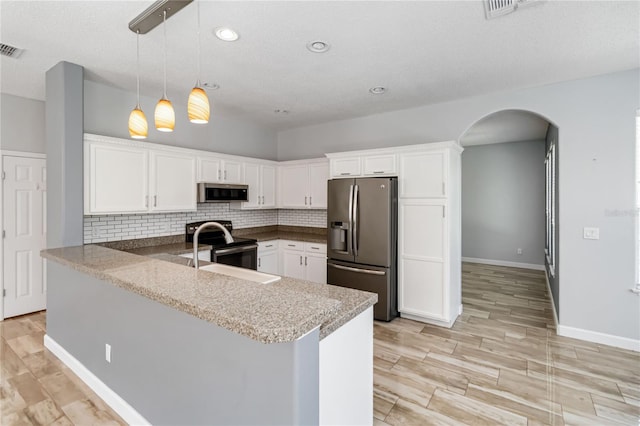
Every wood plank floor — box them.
[374,262,640,425]
[1,262,639,425]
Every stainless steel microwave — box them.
[197,183,249,203]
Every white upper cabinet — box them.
[198,156,243,184]
[330,157,361,178]
[149,151,197,212]
[278,159,329,209]
[84,135,196,215]
[399,151,446,198]
[363,154,397,176]
[85,141,149,214]
[238,162,276,209]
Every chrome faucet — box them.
[193,222,234,269]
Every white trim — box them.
[0,150,46,159]
[400,312,457,328]
[544,271,559,328]
[461,257,545,271]
[556,325,640,352]
[44,335,151,425]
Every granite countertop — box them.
[124,242,213,257]
[41,245,376,344]
[235,225,327,244]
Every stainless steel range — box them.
[185,220,258,270]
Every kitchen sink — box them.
[199,263,281,284]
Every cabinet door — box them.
[198,157,222,182]
[331,157,361,177]
[279,165,309,208]
[282,249,305,280]
[399,152,446,198]
[398,200,447,320]
[308,163,329,209]
[222,160,243,183]
[363,154,396,176]
[242,163,261,208]
[261,165,277,208]
[150,151,197,212]
[305,254,327,284]
[258,250,279,275]
[86,142,148,214]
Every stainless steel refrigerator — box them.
[327,177,398,321]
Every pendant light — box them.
[128,30,148,139]
[155,9,175,132]
[187,1,210,123]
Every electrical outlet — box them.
[583,227,600,240]
[91,227,101,238]
[105,343,111,363]
[161,223,170,234]
[516,248,523,255]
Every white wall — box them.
[0,93,46,153]
[278,69,640,344]
[84,81,279,160]
[462,140,545,266]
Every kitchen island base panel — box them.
[46,261,320,425]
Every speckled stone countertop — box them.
[235,225,327,244]
[41,245,376,344]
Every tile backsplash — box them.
[84,204,326,244]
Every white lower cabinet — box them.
[257,241,279,275]
[280,240,327,284]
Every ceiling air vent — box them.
[0,43,24,59]
[484,0,543,19]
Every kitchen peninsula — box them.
[41,244,376,425]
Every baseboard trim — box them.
[544,271,559,328]
[400,312,456,328]
[462,257,545,271]
[556,325,640,352]
[44,335,150,425]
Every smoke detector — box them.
[0,43,24,59]
[484,0,544,19]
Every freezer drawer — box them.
[327,260,397,321]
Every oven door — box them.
[212,245,258,270]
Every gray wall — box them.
[0,93,46,153]
[461,140,545,266]
[545,124,560,317]
[278,69,640,343]
[84,81,279,160]
[46,62,84,248]
[47,262,319,425]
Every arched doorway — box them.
[458,109,559,323]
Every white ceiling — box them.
[1,1,638,131]
[460,110,549,146]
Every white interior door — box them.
[3,155,47,318]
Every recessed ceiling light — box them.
[203,82,220,90]
[215,27,239,42]
[369,86,386,95]
[306,40,330,53]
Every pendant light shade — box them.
[188,85,209,123]
[188,1,210,124]
[155,9,175,132]
[129,30,148,139]
[129,107,148,139]
[155,97,175,132]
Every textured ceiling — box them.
[460,110,550,146]
[1,1,638,130]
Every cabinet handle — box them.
[265,244,273,248]
[340,173,350,176]
[305,256,307,266]
[154,195,157,207]
[310,247,319,250]
[224,170,227,180]
[373,171,384,174]
[145,195,148,207]
[299,256,303,265]
[262,195,265,204]
[310,196,312,206]
[305,196,307,205]
[443,206,445,218]
[218,170,221,180]
[288,244,296,247]
[258,258,261,268]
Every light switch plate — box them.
[583,227,600,240]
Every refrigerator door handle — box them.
[353,184,359,256]
[348,184,354,255]
[328,262,386,276]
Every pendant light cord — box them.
[163,9,167,99]
[196,1,201,86]
[136,30,141,108]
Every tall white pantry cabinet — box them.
[326,141,462,328]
